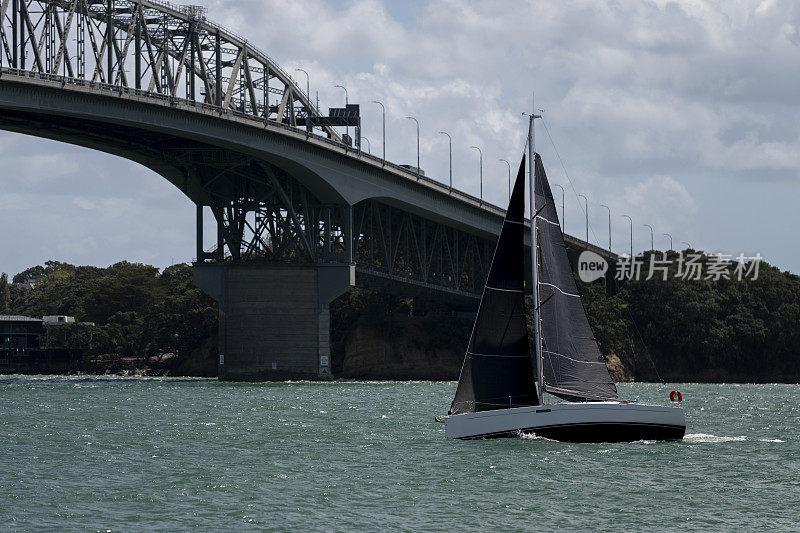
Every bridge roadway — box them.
[0,70,617,380]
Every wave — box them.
[516,431,557,441]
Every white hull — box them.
[444,401,685,441]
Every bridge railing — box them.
[0,66,506,219]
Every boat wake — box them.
[683,433,782,443]
[512,433,782,445]
[685,433,745,443]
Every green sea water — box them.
[1,378,797,532]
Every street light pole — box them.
[499,159,511,200]
[681,241,693,250]
[600,204,611,251]
[334,84,349,145]
[623,215,633,257]
[643,224,654,250]
[361,136,371,154]
[578,194,588,243]
[295,68,309,101]
[334,84,348,104]
[470,146,483,205]
[663,233,673,251]
[372,100,386,165]
[553,184,565,232]
[405,116,420,179]
[295,68,311,135]
[439,131,452,191]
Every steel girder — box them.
[0,0,337,138]
[353,200,493,297]
[198,166,492,298]
[198,161,351,265]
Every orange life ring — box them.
[670,390,683,403]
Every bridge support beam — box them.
[194,262,354,381]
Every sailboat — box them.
[442,117,685,442]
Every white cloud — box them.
[2,0,800,273]
[625,175,696,213]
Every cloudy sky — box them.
[2,0,799,278]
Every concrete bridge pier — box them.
[194,262,354,381]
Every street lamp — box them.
[372,100,386,164]
[578,194,588,243]
[295,69,311,135]
[663,233,673,251]
[643,224,654,251]
[334,84,349,144]
[439,131,452,191]
[405,116,420,178]
[470,146,483,205]
[600,204,611,251]
[361,136,371,154]
[553,184,565,232]
[294,68,310,100]
[499,159,511,199]
[681,241,693,250]
[622,215,633,257]
[333,83,348,104]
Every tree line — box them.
[579,251,800,382]
[3,261,218,374]
[2,252,799,381]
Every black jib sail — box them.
[450,158,539,415]
[534,154,618,401]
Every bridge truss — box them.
[0,0,337,136]
[204,162,491,299]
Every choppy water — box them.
[1,378,798,531]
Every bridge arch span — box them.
[0,77,349,206]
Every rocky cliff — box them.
[340,315,634,382]
[340,315,470,380]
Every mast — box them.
[528,105,544,404]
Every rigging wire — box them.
[539,117,668,388]
[539,117,603,247]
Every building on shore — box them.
[0,315,87,373]
[42,315,76,326]
[0,315,44,370]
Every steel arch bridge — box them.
[0,0,617,380]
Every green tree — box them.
[12,265,45,285]
[0,273,10,314]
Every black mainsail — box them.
[449,152,618,414]
[534,154,618,401]
[450,158,538,415]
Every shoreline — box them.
[3,370,800,385]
